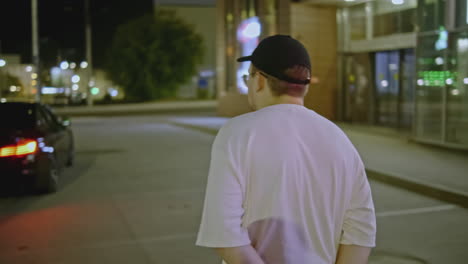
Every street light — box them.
[60,61,69,70]
[0,59,6,67]
[80,61,88,69]
[71,75,80,83]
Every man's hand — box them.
[214,245,265,264]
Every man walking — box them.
[196,35,376,264]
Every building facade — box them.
[414,0,468,148]
[338,0,468,149]
[217,0,468,149]
[336,0,418,130]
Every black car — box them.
[0,102,74,193]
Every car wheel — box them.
[46,165,60,193]
[66,139,74,167]
[37,157,60,194]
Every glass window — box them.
[415,34,445,141]
[418,0,446,32]
[374,11,399,37]
[349,4,367,40]
[400,8,418,33]
[374,0,417,37]
[455,0,468,28]
[36,107,52,131]
[38,106,60,132]
[42,106,61,127]
[446,31,468,145]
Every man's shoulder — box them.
[222,111,260,129]
[215,111,263,142]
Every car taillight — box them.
[0,139,37,158]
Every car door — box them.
[43,107,71,167]
[37,106,67,169]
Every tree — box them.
[106,10,204,101]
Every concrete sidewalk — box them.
[53,100,217,117]
[166,116,468,208]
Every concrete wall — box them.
[291,4,338,120]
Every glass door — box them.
[375,51,400,127]
[401,49,416,129]
[343,54,372,123]
[415,34,445,141]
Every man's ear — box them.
[256,74,266,92]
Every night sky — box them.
[1,0,153,68]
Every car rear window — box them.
[0,104,36,130]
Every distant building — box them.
[0,54,36,100]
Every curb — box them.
[366,170,468,209]
[164,121,219,135]
[55,106,217,117]
[52,101,218,117]
[168,121,468,209]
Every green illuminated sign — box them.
[418,71,458,86]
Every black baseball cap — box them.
[237,35,311,85]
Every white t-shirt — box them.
[196,104,376,264]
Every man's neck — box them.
[255,95,305,111]
[269,95,304,107]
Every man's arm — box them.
[215,245,265,264]
[337,156,376,264]
[335,244,371,264]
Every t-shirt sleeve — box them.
[196,125,251,248]
[340,158,377,247]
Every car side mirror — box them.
[61,116,72,127]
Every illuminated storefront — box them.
[415,0,468,148]
[216,0,467,149]
[216,0,288,98]
[337,0,418,128]
[337,0,467,149]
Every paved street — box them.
[1,114,467,264]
